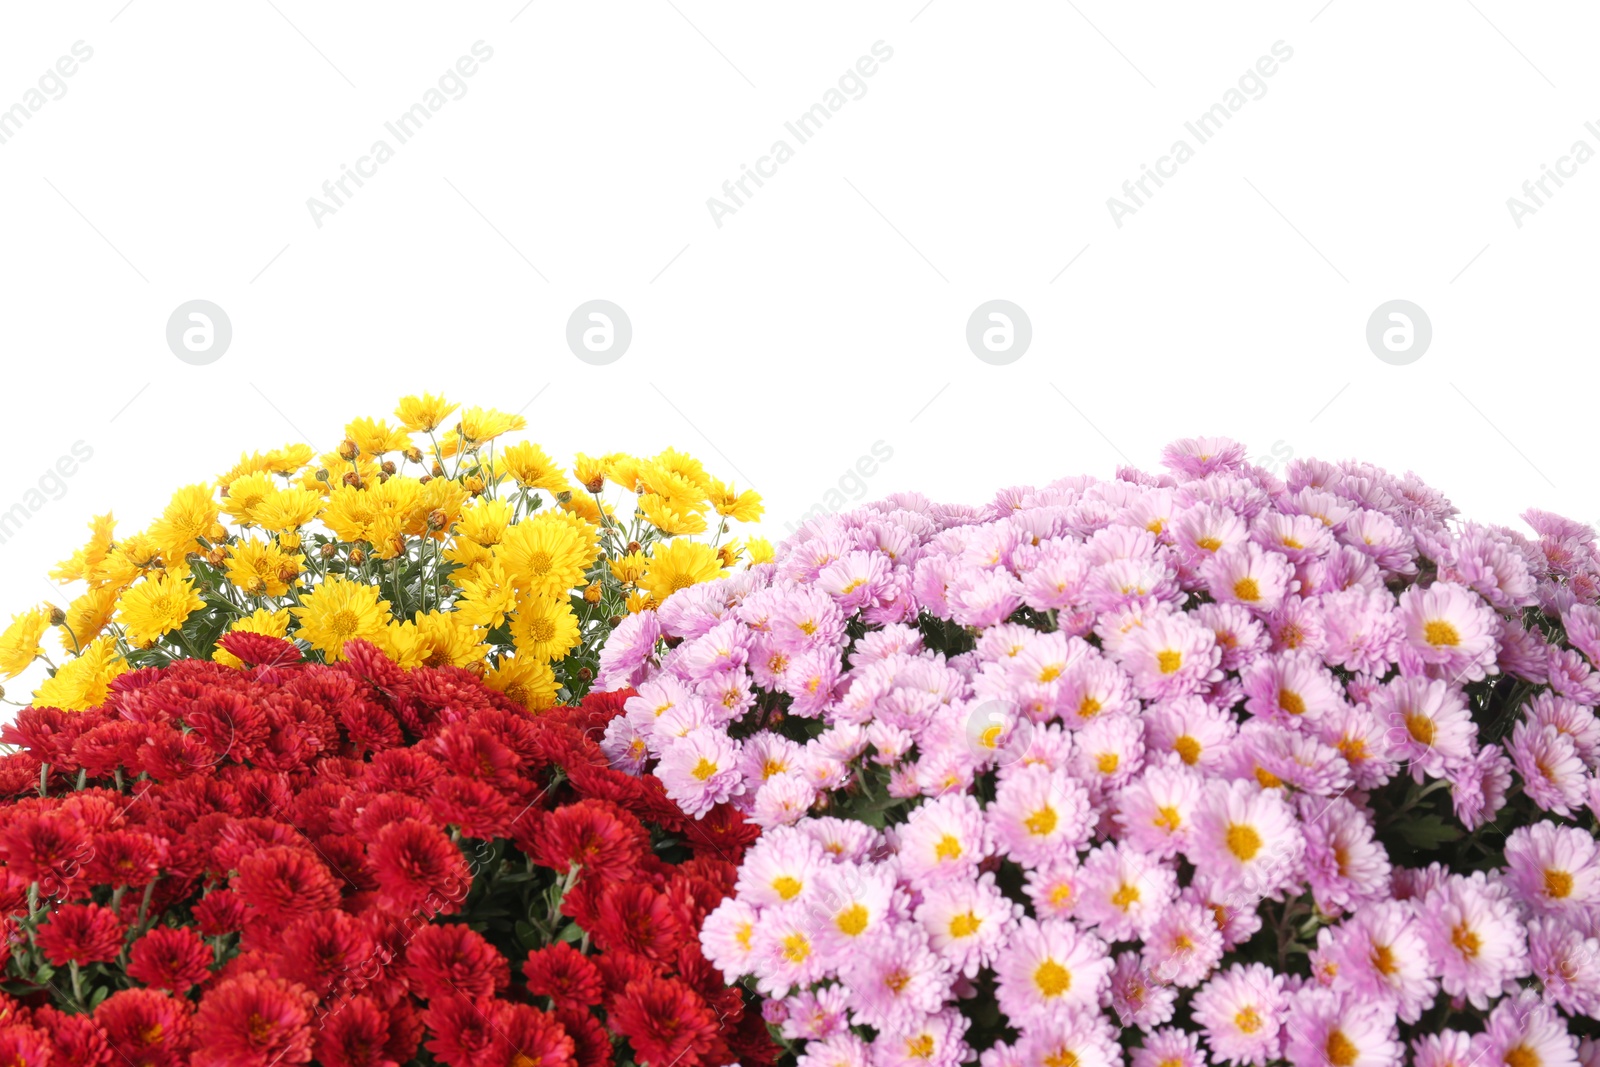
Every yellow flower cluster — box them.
[1,396,770,712]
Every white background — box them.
[1,1,1597,686]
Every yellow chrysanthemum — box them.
[499,441,570,493]
[639,493,708,536]
[509,595,582,662]
[539,508,600,562]
[624,590,654,614]
[216,449,278,486]
[747,537,775,566]
[59,586,118,654]
[717,541,742,569]
[453,561,519,629]
[560,494,611,526]
[636,465,707,512]
[346,416,411,456]
[0,607,51,679]
[495,517,592,599]
[603,452,641,492]
[483,653,558,711]
[572,453,608,492]
[264,443,315,475]
[609,552,648,585]
[149,483,219,565]
[117,572,205,648]
[225,538,302,598]
[418,477,470,540]
[456,499,515,547]
[394,393,458,434]
[322,477,426,547]
[455,406,526,447]
[252,487,325,534]
[290,576,390,662]
[298,452,382,495]
[647,448,712,492]
[640,539,724,605]
[97,535,164,591]
[442,538,494,575]
[222,472,277,526]
[33,636,125,711]
[214,607,291,668]
[50,513,117,585]
[411,611,489,669]
[707,479,763,522]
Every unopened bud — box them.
[315,468,331,484]
[464,476,485,495]
[206,548,227,567]
[319,543,337,560]
[626,541,642,555]
[279,532,301,551]
[555,490,572,504]
[207,524,228,543]
[342,472,363,489]
[245,576,266,595]
[426,509,448,532]
[46,604,66,627]
[419,474,432,485]
[403,446,423,464]
[577,667,593,682]
[381,460,397,476]
[584,475,605,494]
[337,439,359,461]
[348,548,367,566]
[583,582,602,604]
[431,462,445,478]
[608,615,624,627]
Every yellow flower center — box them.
[1049,883,1074,907]
[884,969,911,994]
[525,550,553,575]
[1226,824,1263,861]
[1254,767,1283,789]
[327,609,361,638]
[1097,752,1120,775]
[1325,1031,1359,1067]
[1077,696,1102,720]
[1424,620,1460,647]
[1044,1051,1079,1067]
[1278,689,1306,716]
[781,932,810,963]
[905,1035,935,1059]
[1033,960,1072,997]
[690,757,718,781]
[934,835,963,861]
[835,904,869,937]
[1038,664,1063,683]
[1196,536,1223,552]
[1156,650,1182,674]
[1026,807,1058,836]
[1506,1046,1542,1067]
[979,724,1003,749]
[1234,1007,1262,1034]
[1111,883,1140,911]
[735,922,752,950]
[772,875,803,901]
[949,911,982,938]
[1233,577,1260,602]
[1451,923,1481,958]
[1174,735,1201,765]
[1371,943,1395,975]
[1405,713,1435,746]
[1153,806,1182,832]
[1545,869,1574,899]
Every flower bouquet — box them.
[601,438,1600,1067]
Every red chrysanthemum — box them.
[36,1003,112,1066]
[192,975,315,1067]
[486,1002,576,1067]
[522,799,647,884]
[607,976,718,1067]
[430,775,514,840]
[313,995,398,1067]
[419,994,498,1067]
[95,987,194,1066]
[37,902,125,966]
[126,926,213,993]
[192,889,250,937]
[0,1025,51,1067]
[0,811,92,897]
[276,910,378,1000]
[555,1006,613,1067]
[404,923,509,1003]
[368,818,470,917]
[586,882,687,963]
[86,829,166,888]
[218,631,303,669]
[522,942,604,1010]
[233,845,342,927]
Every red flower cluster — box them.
[0,636,773,1067]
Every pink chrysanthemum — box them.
[1314,900,1436,1024]
[1504,821,1600,916]
[1395,581,1500,682]
[839,923,951,1034]
[987,763,1092,867]
[1187,778,1303,900]
[1415,873,1530,1010]
[1076,840,1178,942]
[1282,987,1403,1067]
[1191,962,1286,1067]
[992,916,1113,1027]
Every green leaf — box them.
[557,922,585,943]
[1394,813,1464,850]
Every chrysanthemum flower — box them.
[840,923,952,1034]
[1416,873,1530,1010]
[1282,988,1403,1067]
[992,916,1112,1026]
[1315,900,1435,1024]
[1504,821,1600,916]
[914,871,1017,978]
[892,792,990,884]
[1187,779,1302,900]
[1395,581,1500,682]
[1191,962,1286,1066]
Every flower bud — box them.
[426,509,448,532]
[381,460,397,476]
[577,667,593,682]
[608,615,624,627]
[319,543,338,560]
[431,462,445,478]
[46,604,66,627]
[556,491,572,505]
[337,439,359,461]
[584,475,605,494]
[419,474,432,485]
[279,532,301,551]
[626,541,642,555]
[342,472,363,489]
[403,446,424,464]
[583,582,602,604]
[465,476,485,495]
[315,468,331,484]
[348,548,367,566]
